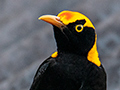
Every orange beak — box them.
[38,15,65,28]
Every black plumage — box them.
[30,10,106,90]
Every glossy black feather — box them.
[30,53,106,90]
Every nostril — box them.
[55,17,60,21]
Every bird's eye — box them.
[75,25,83,32]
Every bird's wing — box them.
[30,57,53,90]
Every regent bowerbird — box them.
[29,10,106,90]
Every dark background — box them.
[0,0,120,90]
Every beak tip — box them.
[38,15,50,20]
[38,15,46,20]
[38,16,42,20]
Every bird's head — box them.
[39,10,101,66]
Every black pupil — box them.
[77,26,81,30]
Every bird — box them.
[29,10,106,90]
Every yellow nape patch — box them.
[51,51,58,58]
[87,35,101,67]
[57,10,95,29]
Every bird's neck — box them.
[87,35,101,67]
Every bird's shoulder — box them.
[34,57,56,80]
[30,57,56,90]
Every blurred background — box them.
[0,0,120,90]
